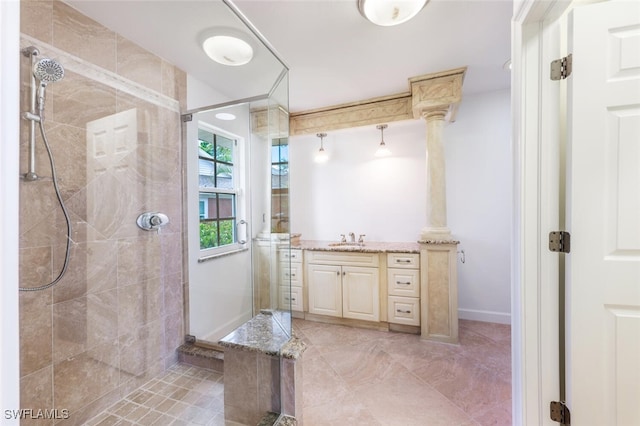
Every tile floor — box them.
[87,318,510,426]
[86,364,224,426]
[295,318,511,426]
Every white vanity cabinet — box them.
[306,251,380,322]
[278,248,303,312]
[387,253,421,326]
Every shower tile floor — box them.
[86,364,224,426]
[86,319,510,426]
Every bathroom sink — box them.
[328,242,364,247]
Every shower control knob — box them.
[136,212,169,231]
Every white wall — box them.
[289,120,427,242]
[290,89,512,323]
[0,1,21,420]
[185,100,255,343]
[445,89,512,324]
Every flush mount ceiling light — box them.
[215,112,236,120]
[314,133,329,163]
[358,0,429,26]
[201,28,254,66]
[375,124,391,157]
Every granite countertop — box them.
[218,312,290,356]
[294,239,421,254]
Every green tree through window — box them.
[198,129,237,250]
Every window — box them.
[198,127,242,252]
[271,138,289,233]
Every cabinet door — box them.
[307,264,342,317]
[342,266,380,322]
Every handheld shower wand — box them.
[20,47,71,292]
[22,50,65,180]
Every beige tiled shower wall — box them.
[18,1,187,424]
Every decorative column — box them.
[410,68,466,344]
[422,109,450,239]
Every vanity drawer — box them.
[280,248,303,263]
[280,262,303,287]
[306,250,379,267]
[388,296,420,326]
[387,253,419,269]
[388,269,420,297]
[279,286,303,312]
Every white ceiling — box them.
[66,0,513,113]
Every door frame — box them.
[512,0,574,424]
[0,0,21,421]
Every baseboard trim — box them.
[458,308,511,325]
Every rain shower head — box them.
[33,58,64,85]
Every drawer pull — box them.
[396,259,412,263]
[284,297,296,302]
[396,281,411,285]
[291,273,296,277]
[396,309,412,314]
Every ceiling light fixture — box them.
[315,133,329,163]
[375,124,391,157]
[358,0,429,26]
[215,112,236,120]
[201,28,254,66]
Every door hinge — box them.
[182,113,193,122]
[549,231,571,253]
[551,54,573,80]
[550,400,571,424]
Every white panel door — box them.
[342,266,379,322]
[567,1,640,424]
[307,264,342,317]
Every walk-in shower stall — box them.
[18,0,292,424]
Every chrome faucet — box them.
[340,234,347,243]
[349,232,355,243]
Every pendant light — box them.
[375,124,391,157]
[358,0,429,27]
[315,133,329,163]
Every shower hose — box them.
[19,118,72,292]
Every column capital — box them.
[420,109,448,122]
[410,67,466,122]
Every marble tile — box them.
[116,35,162,93]
[119,319,165,380]
[117,236,163,287]
[52,1,117,72]
[53,339,120,413]
[19,289,53,376]
[19,178,66,242]
[303,395,382,426]
[52,289,118,363]
[302,350,350,408]
[19,366,54,426]
[48,70,117,129]
[164,310,184,359]
[118,278,164,335]
[351,370,477,426]
[412,353,511,422]
[320,340,399,387]
[52,240,118,304]
[163,272,184,317]
[21,0,54,43]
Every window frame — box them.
[197,122,246,259]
